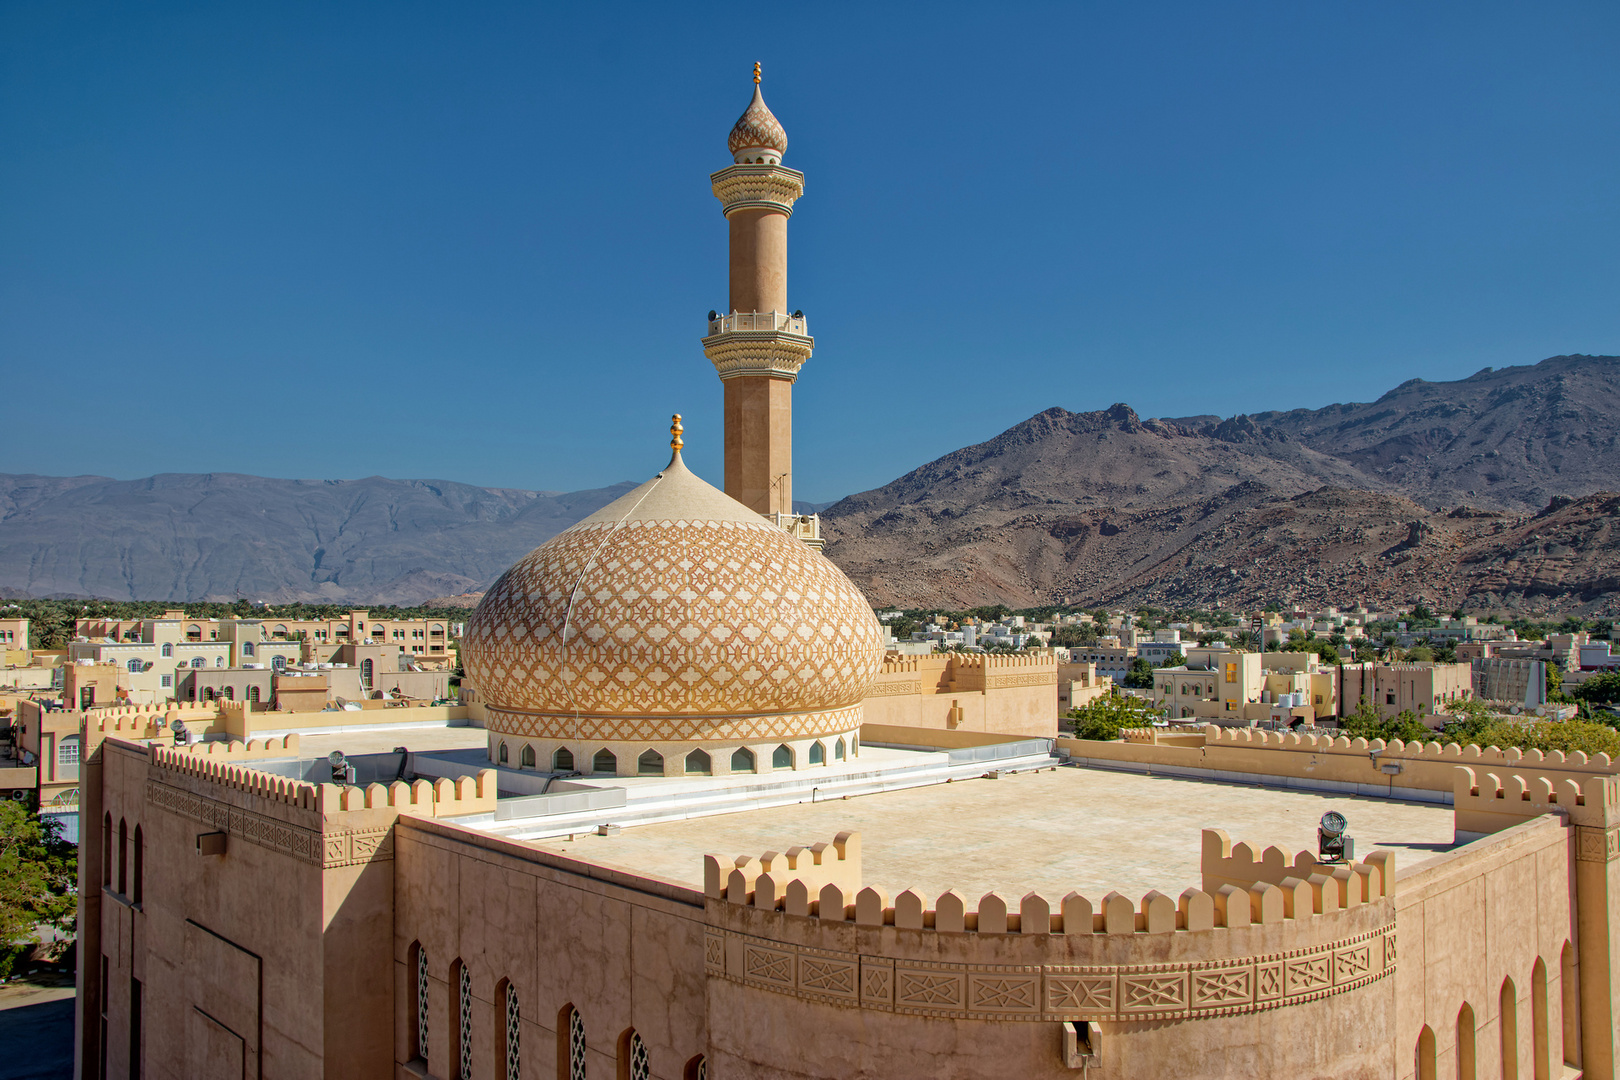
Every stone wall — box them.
[861,653,1057,738]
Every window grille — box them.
[628,1032,649,1080]
[457,963,472,1080]
[416,947,430,1062]
[58,737,80,766]
[568,1008,587,1080]
[503,984,520,1080]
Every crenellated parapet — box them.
[702,830,1396,1024]
[312,772,499,818]
[1453,766,1620,849]
[170,734,300,759]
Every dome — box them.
[727,70,788,165]
[461,440,883,764]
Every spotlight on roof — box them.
[1318,811,1353,863]
[171,718,188,745]
[328,750,355,785]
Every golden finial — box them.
[670,413,684,452]
[753,62,761,85]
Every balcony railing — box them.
[706,310,809,337]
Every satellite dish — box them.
[1319,811,1347,837]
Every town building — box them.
[1338,661,1474,721]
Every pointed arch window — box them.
[730,747,755,773]
[619,1028,649,1080]
[454,960,472,1080]
[520,745,536,768]
[554,747,575,771]
[835,738,845,761]
[593,749,617,775]
[685,749,711,775]
[808,741,825,766]
[498,742,509,765]
[561,1005,587,1080]
[412,943,430,1064]
[497,980,520,1080]
[637,749,664,776]
[772,744,792,770]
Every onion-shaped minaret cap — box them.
[728,63,788,165]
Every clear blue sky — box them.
[3,3,1617,502]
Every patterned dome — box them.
[728,80,788,165]
[461,449,883,744]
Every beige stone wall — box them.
[861,654,1057,738]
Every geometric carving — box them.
[1334,944,1372,984]
[1576,825,1620,863]
[1256,962,1284,1002]
[970,975,1037,1012]
[898,970,964,1008]
[1285,955,1332,996]
[1122,973,1187,1012]
[799,957,857,998]
[704,933,725,974]
[1192,967,1252,1007]
[1046,975,1115,1015]
[743,945,794,987]
[861,959,894,1006]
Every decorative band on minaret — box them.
[702,63,815,521]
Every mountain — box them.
[1251,354,1620,511]
[0,473,634,604]
[821,355,1620,613]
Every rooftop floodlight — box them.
[171,718,188,745]
[329,750,353,785]
[1318,810,1353,863]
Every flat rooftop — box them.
[530,765,1460,900]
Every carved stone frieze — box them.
[144,778,393,869]
[708,924,1395,1022]
[1575,824,1620,863]
[710,164,805,217]
[701,329,815,382]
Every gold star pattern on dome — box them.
[461,518,883,731]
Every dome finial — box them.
[728,65,787,164]
[670,413,684,453]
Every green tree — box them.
[1547,662,1567,702]
[1573,670,1620,705]
[1063,692,1161,741]
[1405,645,1435,662]
[1050,624,1099,648]
[0,803,76,978]
[1336,698,1434,744]
[1121,657,1155,689]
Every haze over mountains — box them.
[5,355,1620,611]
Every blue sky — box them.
[3,2,1617,502]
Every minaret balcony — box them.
[705,310,808,337]
[701,310,815,382]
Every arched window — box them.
[133,825,143,905]
[222,686,234,701]
[127,659,143,673]
[682,1056,707,1080]
[412,943,430,1064]
[361,658,374,687]
[496,980,520,1080]
[554,748,574,771]
[247,686,260,703]
[202,687,216,702]
[1181,684,1189,695]
[593,749,617,775]
[731,747,755,773]
[618,1028,650,1080]
[161,643,172,658]
[1415,1025,1436,1080]
[118,818,128,895]
[242,642,255,657]
[520,745,536,769]
[191,657,205,668]
[451,959,472,1080]
[58,735,80,769]
[498,742,509,765]
[809,741,825,766]
[685,749,711,775]
[1457,1002,1476,1080]
[214,656,223,667]
[772,744,792,770]
[271,655,286,670]
[851,734,859,756]
[1500,978,1518,1080]
[835,738,845,761]
[102,813,112,887]
[637,750,664,776]
[560,1004,586,1080]
[1561,944,1579,1068]
[1531,959,1549,1080]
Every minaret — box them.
[702,63,814,525]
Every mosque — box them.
[78,68,1620,1080]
